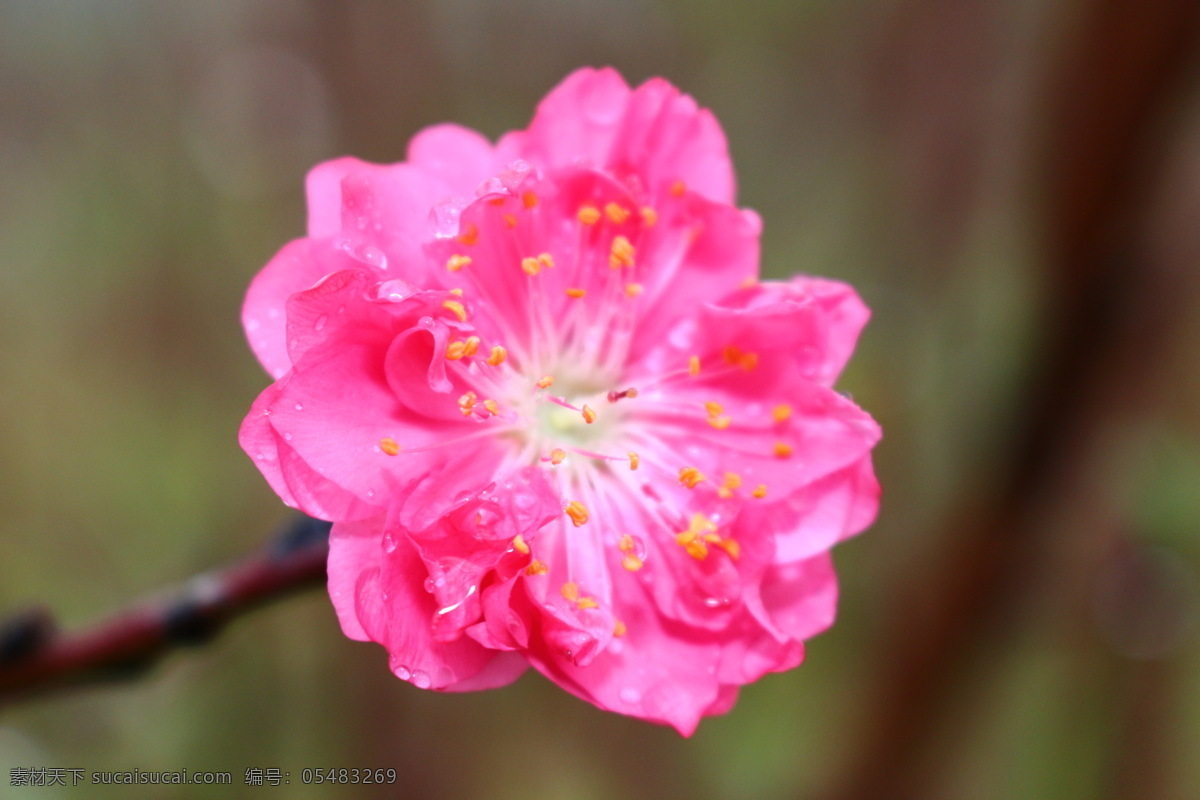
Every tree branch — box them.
[0,515,331,707]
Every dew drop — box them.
[619,687,642,704]
[431,198,468,238]
[383,533,398,553]
[314,314,328,331]
[423,577,436,593]
[283,432,293,442]
[395,665,411,681]
[411,670,432,689]
[366,489,376,498]
[294,402,304,411]
[255,452,266,461]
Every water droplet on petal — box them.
[314,314,328,331]
[475,176,506,196]
[383,533,398,553]
[255,452,266,461]
[423,577,436,593]
[282,432,293,442]
[294,402,304,411]
[431,198,469,238]
[395,665,411,681]
[498,159,533,191]
[619,687,642,704]
[411,670,432,689]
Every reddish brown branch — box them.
[828,1,1200,797]
[0,515,330,706]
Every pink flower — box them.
[240,67,880,735]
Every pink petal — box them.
[407,123,500,196]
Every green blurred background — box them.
[2,1,1199,798]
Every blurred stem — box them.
[827,0,1200,797]
[0,515,330,707]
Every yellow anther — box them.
[617,535,645,571]
[689,513,718,534]
[678,466,705,489]
[773,442,794,458]
[621,554,644,572]
[605,202,630,224]
[442,299,467,322]
[457,391,477,416]
[449,287,464,296]
[458,222,478,246]
[740,352,759,370]
[576,597,600,610]
[628,451,640,470]
[482,398,499,415]
[487,197,507,206]
[577,205,601,225]
[560,582,580,602]
[538,252,555,269]
[618,534,636,553]
[613,619,627,637]
[715,539,741,560]
[676,530,709,560]
[739,276,758,289]
[522,190,539,209]
[640,206,658,226]
[772,404,792,422]
[446,254,472,272]
[708,416,732,430]
[704,401,724,418]
[752,484,768,499]
[525,560,549,576]
[609,235,635,269]
[445,341,468,360]
[503,213,518,228]
[688,355,701,376]
[670,180,687,197]
[581,405,597,424]
[512,534,530,554]
[521,256,542,276]
[723,345,742,365]
[550,448,566,465]
[565,287,587,299]
[625,282,643,297]
[379,437,401,456]
[536,375,554,389]
[487,345,507,366]
[565,500,589,527]
[717,472,742,499]
[461,336,480,357]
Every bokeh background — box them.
[3,1,1200,798]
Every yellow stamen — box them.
[565,500,589,527]
[446,254,472,272]
[605,202,630,224]
[442,299,467,322]
[536,375,554,389]
[445,341,468,360]
[676,530,709,560]
[704,401,724,417]
[708,416,732,430]
[688,355,701,376]
[609,235,635,269]
[772,404,792,422]
[522,190,539,209]
[379,437,400,456]
[640,206,658,226]
[457,392,477,416]
[670,180,687,197]
[449,287,464,296]
[461,336,480,357]
[538,252,555,269]
[740,352,759,370]
[621,554,644,572]
[613,619,627,637]
[628,451,640,470]
[576,597,600,610]
[581,405,597,424]
[550,448,566,465]
[482,398,499,415]
[577,205,601,225]
[487,345,507,366]
[521,256,541,276]
[618,534,636,553]
[565,287,587,299]
[678,466,705,489]
[773,442,794,458]
[752,484,768,499]
[560,582,580,602]
[487,197,506,206]
[715,539,741,560]
[525,560,549,576]
[458,222,478,246]
[503,213,518,228]
[624,282,643,297]
[740,276,757,289]
[723,345,742,365]
[512,534,530,554]
[717,472,742,499]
